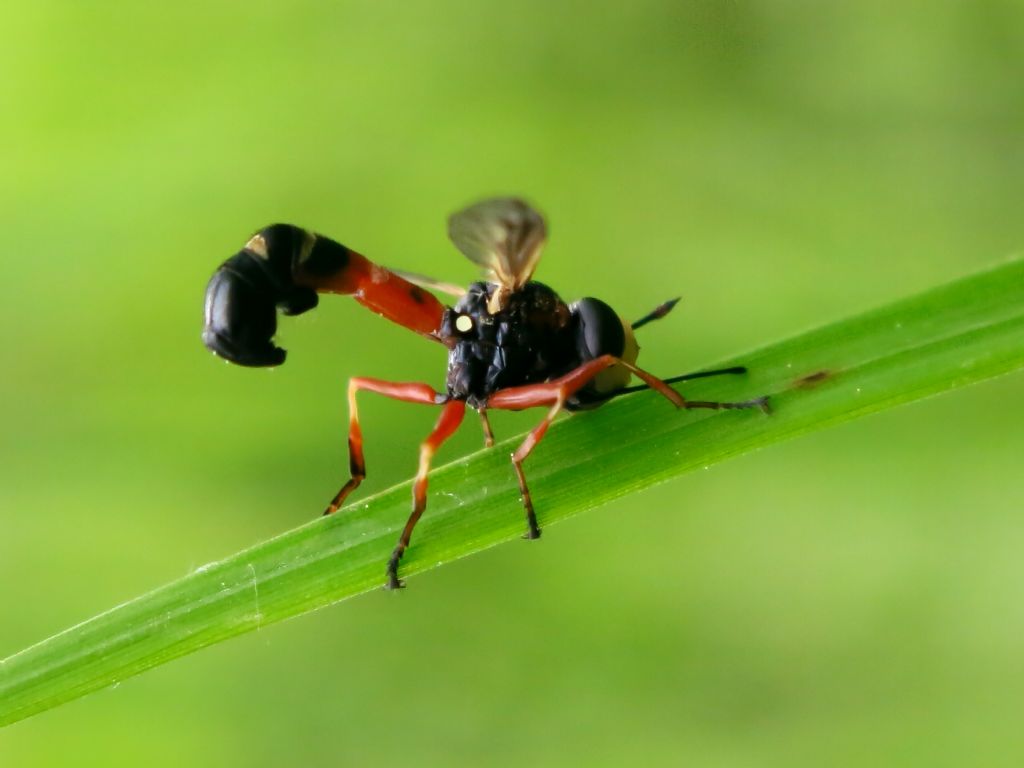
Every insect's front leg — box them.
[323,378,446,516]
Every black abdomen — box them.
[202,225,319,367]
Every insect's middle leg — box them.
[323,378,445,516]
[478,408,496,448]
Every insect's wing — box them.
[389,269,466,298]
[447,197,547,291]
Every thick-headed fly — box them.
[203,198,768,589]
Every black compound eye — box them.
[573,297,626,360]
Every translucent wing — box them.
[447,197,547,294]
[389,269,466,298]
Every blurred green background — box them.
[2,1,1023,765]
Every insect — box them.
[202,197,768,589]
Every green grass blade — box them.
[2,258,1023,727]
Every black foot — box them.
[522,526,542,540]
[385,550,406,590]
[323,477,363,516]
[323,493,342,516]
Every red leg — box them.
[386,399,467,589]
[323,378,444,516]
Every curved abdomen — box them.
[203,224,445,367]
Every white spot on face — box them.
[455,314,473,333]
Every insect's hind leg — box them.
[684,396,771,414]
[323,378,445,516]
[386,399,467,589]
